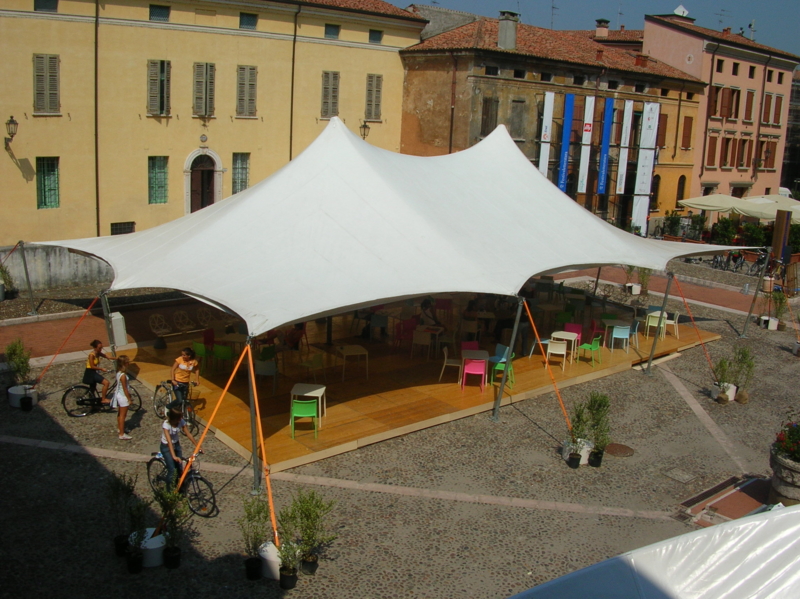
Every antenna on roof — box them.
[748,20,756,41]
[714,8,731,28]
[550,0,558,29]
[617,3,624,29]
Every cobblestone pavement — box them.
[2,268,800,598]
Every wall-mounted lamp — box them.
[754,147,771,170]
[5,116,18,150]
[359,120,370,140]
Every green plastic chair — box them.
[259,345,277,362]
[191,341,210,374]
[492,352,515,388]
[578,336,603,367]
[290,399,318,439]
[212,344,236,372]
[555,312,573,326]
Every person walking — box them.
[170,347,200,409]
[112,355,133,440]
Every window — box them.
[716,59,724,73]
[744,90,755,121]
[34,0,58,12]
[656,114,668,148]
[650,175,660,211]
[762,93,772,123]
[513,69,525,79]
[706,136,718,167]
[767,69,773,83]
[720,137,733,167]
[736,138,749,167]
[365,74,382,120]
[732,62,739,76]
[661,88,669,97]
[708,86,721,117]
[36,157,59,209]
[681,116,693,148]
[773,95,783,125]
[193,62,215,117]
[509,100,525,139]
[608,80,619,90]
[484,66,499,76]
[33,54,60,114]
[149,4,170,22]
[369,29,383,44]
[148,157,168,204]
[320,71,339,118]
[540,72,552,82]
[232,153,250,194]
[676,175,686,202]
[634,83,646,93]
[147,59,171,116]
[480,97,499,136]
[236,65,257,117]
[686,92,694,100]
[239,12,257,30]
[778,72,784,85]
[573,76,586,86]
[749,65,756,79]
[324,24,340,39]
[110,222,136,235]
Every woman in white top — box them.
[112,355,133,440]
[161,407,200,490]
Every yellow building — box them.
[0,0,424,244]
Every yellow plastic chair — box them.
[290,399,318,439]
[300,352,327,383]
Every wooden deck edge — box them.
[270,441,359,472]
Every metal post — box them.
[326,316,333,345]
[592,267,602,296]
[246,337,262,493]
[740,246,771,338]
[17,241,37,316]
[645,272,673,375]
[491,297,524,421]
[99,290,117,358]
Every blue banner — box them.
[597,98,614,195]
[557,94,574,191]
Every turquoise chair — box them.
[609,326,630,353]
[290,399,318,439]
[578,336,603,367]
[492,352,515,388]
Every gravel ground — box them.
[2,264,800,598]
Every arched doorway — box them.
[190,154,216,212]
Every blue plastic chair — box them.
[609,326,630,353]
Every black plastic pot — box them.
[20,396,33,412]
[280,568,298,589]
[588,450,604,468]
[301,557,319,576]
[126,550,144,574]
[567,452,581,469]
[164,546,181,569]
[114,534,129,557]
[245,557,262,580]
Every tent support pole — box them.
[592,267,602,296]
[645,272,673,375]
[246,337,262,493]
[740,246,771,338]
[18,241,38,316]
[491,297,524,421]
[326,316,333,345]
[99,290,117,358]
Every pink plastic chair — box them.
[563,323,582,346]
[461,359,486,392]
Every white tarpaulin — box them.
[679,194,800,224]
[37,118,723,336]
[510,504,800,599]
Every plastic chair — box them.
[461,341,479,355]
[410,330,432,360]
[439,346,462,382]
[149,313,172,337]
[259,344,277,362]
[629,319,640,349]
[488,344,510,367]
[644,313,666,339]
[174,310,197,332]
[664,311,680,339]
[254,357,278,395]
[578,336,602,367]
[393,318,417,349]
[191,341,210,374]
[545,339,568,371]
[609,326,630,353]
[290,399,318,439]
[300,352,327,383]
[589,319,605,340]
[492,352,515,388]
[563,323,583,346]
[212,344,236,372]
[461,359,486,392]
[461,319,481,341]
[555,312,573,327]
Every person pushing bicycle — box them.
[83,339,111,405]
[169,347,199,410]
[161,407,201,490]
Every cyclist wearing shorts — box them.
[83,340,110,405]
[170,347,199,409]
[161,407,200,489]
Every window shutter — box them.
[34,54,46,112]
[736,139,745,167]
[237,66,246,116]
[681,116,693,148]
[720,88,732,118]
[206,63,215,116]
[708,87,720,116]
[744,91,754,121]
[47,55,59,112]
[373,75,382,120]
[147,60,160,114]
[773,95,782,124]
[246,66,257,117]
[706,136,717,167]
[656,114,668,147]
[480,97,499,136]
[330,71,339,116]
[745,138,752,167]
[321,71,331,117]
[193,62,206,115]
[767,141,777,168]
[365,74,375,120]
[762,94,772,123]
[164,60,171,115]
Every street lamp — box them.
[5,116,18,150]
[359,120,370,140]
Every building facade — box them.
[782,70,800,197]
[0,0,425,245]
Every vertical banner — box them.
[557,94,575,192]
[538,92,555,176]
[577,96,596,193]
[615,100,634,194]
[597,98,615,195]
[632,102,660,234]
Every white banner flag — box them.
[631,102,661,234]
[615,100,634,194]
[538,92,555,176]
[577,96,595,194]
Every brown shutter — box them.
[706,136,717,167]
[745,138,752,167]
[720,88,732,118]
[34,54,46,112]
[206,63,215,116]
[148,60,160,114]
[736,138,745,167]
[767,141,777,168]
[193,62,206,115]
[164,60,171,116]
[773,95,783,124]
[236,66,246,116]
[708,87,720,116]
[762,94,772,123]
[46,54,59,112]
[732,89,740,119]
[681,116,693,148]
[656,113,668,147]
[744,91,754,121]
[481,97,499,136]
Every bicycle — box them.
[62,372,143,417]
[747,250,769,277]
[711,254,726,270]
[147,451,217,517]
[152,380,202,436]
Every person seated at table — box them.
[420,299,444,328]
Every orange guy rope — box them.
[672,278,717,381]
[1,242,21,266]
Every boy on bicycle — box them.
[83,340,111,405]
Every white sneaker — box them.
[118,434,132,440]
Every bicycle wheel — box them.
[127,385,142,412]
[62,385,95,417]
[147,457,169,493]
[185,474,216,517]
[153,385,172,419]
[182,404,201,437]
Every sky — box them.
[390,1,800,58]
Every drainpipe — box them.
[448,52,458,154]
[672,82,685,160]
[289,5,301,161]
[94,0,100,236]
[752,55,773,179]
[699,43,720,179]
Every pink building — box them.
[643,13,798,200]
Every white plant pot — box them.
[259,541,281,580]
[768,317,779,331]
[793,341,800,357]
[8,385,38,409]
[562,438,594,465]
[711,382,737,403]
[129,527,165,568]
[626,283,641,295]
[759,315,770,328]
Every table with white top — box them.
[290,383,327,428]
[550,331,579,363]
[336,345,369,381]
[416,325,444,354]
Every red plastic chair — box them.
[461,359,486,392]
[563,323,582,346]
[460,341,479,356]
[589,319,605,340]
[393,319,416,349]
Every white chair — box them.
[664,311,680,339]
[410,330,432,360]
[644,312,666,339]
[461,319,480,341]
[254,358,278,396]
[438,346,462,382]
[545,339,568,372]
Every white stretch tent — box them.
[679,194,800,224]
[510,504,800,599]
[38,118,724,336]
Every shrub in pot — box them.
[711,357,735,403]
[107,472,137,557]
[637,267,652,295]
[291,489,337,575]
[563,401,593,468]
[730,347,755,404]
[587,392,611,468]
[127,497,151,574]
[5,338,37,409]
[154,481,191,568]
[237,494,272,580]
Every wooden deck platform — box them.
[125,315,720,472]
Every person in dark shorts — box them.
[83,339,110,404]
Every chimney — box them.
[595,18,610,39]
[635,54,648,67]
[596,48,604,61]
[620,24,625,31]
[498,11,519,50]
[722,27,731,35]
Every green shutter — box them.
[237,66,246,115]
[321,71,331,117]
[365,74,375,120]
[46,55,59,112]
[147,60,160,114]
[373,75,382,120]
[330,71,339,116]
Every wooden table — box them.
[336,345,369,381]
[290,383,327,427]
[551,331,579,363]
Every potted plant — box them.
[292,489,337,575]
[277,500,302,589]
[127,497,150,574]
[711,357,736,403]
[5,338,37,410]
[107,472,137,557]
[587,392,611,468]
[730,347,755,404]
[772,291,788,331]
[637,267,652,295]
[562,401,593,468]
[623,266,641,295]
[770,414,800,506]
[237,494,272,581]
[0,263,14,301]
[153,483,191,569]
